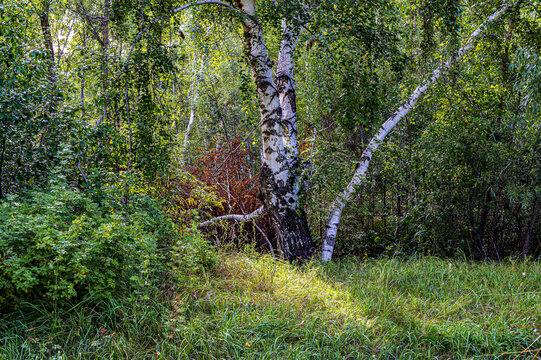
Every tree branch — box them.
[254,222,275,258]
[198,206,264,228]
[173,0,237,13]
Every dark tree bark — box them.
[474,189,491,260]
[0,136,5,199]
[38,0,55,85]
[102,0,111,119]
[523,195,540,260]
[488,194,501,261]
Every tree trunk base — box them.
[275,208,314,263]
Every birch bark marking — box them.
[239,0,314,262]
[321,2,514,262]
[276,19,301,167]
[239,0,284,183]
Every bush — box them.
[0,177,215,308]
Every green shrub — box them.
[0,177,215,308]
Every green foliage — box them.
[171,223,217,284]
[0,176,215,307]
[420,0,462,58]
[514,47,541,114]
[2,0,541,268]
[0,1,75,197]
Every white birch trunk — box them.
[239,0,286,182]
[183,75,198,160]
[183,101,196,156]
[276,18,301,168]
[321,2,514,262]
[239,0,314,262]
[183,26,210,163]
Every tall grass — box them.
[1,254,540,359]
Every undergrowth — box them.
[1,254,540,359]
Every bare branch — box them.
[198,206,264,228]
[73,2,105,46]
[173,0,237,13]
[210,127,257,175]
[254,222,275,258]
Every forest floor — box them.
[2,254,541,359]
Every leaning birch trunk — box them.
[321,2,514,262]
[239,0,314,262]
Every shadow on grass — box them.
[1,254,541,359]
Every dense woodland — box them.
[1,0,541,358]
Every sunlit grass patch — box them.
[167,254,373,358]
[320,256,541,358]
[209,254,371,325]
[1,254,540,359]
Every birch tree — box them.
[321,1,515,262]
[236,0,314,262]
[164,0,519,263]
[144,0,314,261]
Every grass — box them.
[1,254,540,359]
